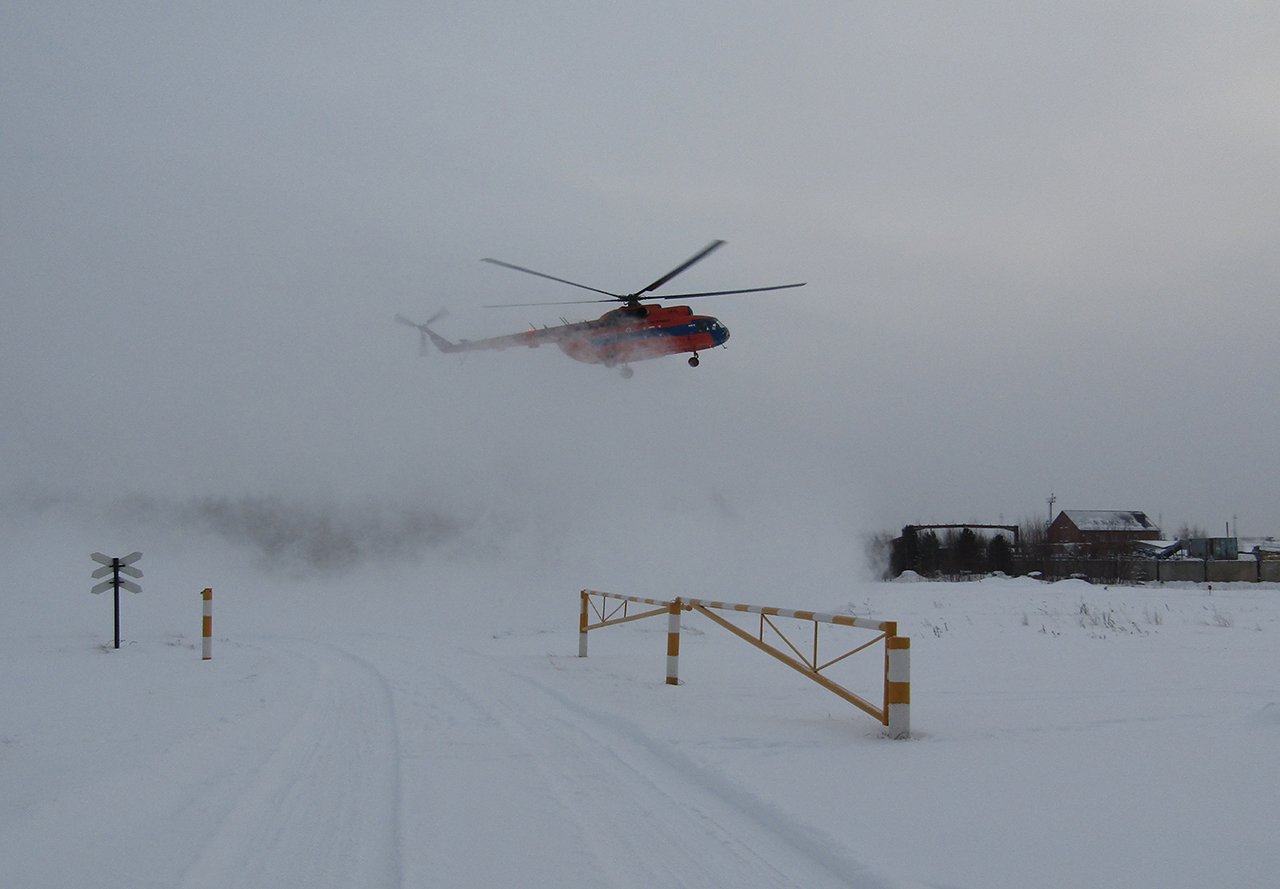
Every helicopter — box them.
[395,240,804,377]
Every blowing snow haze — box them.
[4,4,1280,560]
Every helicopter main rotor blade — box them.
[481,258,620,299]
[636,240,726,296]
[483,297,620,308]
[649,282,807,300]
[483,282,806,309]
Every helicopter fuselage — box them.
[421,303,729,368]
[555,304,729,366]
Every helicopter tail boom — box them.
[422,326,464,353]
[398,311,557,356]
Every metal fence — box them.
[1007,557,1280,584]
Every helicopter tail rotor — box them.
[395,310,450,356]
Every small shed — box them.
[1184,538,1239,561]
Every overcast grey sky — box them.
[4,2,1278,549]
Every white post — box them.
[886,636,910,738]
[665,598,681,685]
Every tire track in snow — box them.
[395,666,606,887]
[177,640,402,889]
[510,669,902,889]
[429,650,905,889]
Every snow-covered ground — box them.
[3,507,1277,889]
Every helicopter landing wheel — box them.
[688,354,700,368]
[619,366,635,379]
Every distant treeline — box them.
[872,525,1016,579]
[865,516,1215,581]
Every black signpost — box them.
[90,552,143,649]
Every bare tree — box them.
[1175,522,1207,540]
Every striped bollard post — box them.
[201,587,213,660]
[885,635,910,739]
[665,598,682,685]
[578,590,589,657]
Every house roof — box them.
[1060,510,1158,533]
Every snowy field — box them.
[2,508,1277,889]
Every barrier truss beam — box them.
[577,589,911,738]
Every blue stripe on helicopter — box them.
[588,322,722,347]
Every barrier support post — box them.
[665,597,682,685]
[201,587,213,661]
[578,589,589,657]
[885,635,910,738]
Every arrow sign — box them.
[90,563,141,579]
[91,552,113,566]
[119,579,142,594]
[91,579,115,595]
[119,552,143,566]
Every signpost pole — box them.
[113,558,121,649]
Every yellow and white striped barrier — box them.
[681,598,895,634]
[577,589,911,738]
[201,587,212,660]
[578,589,674,661]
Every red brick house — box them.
[1048,510,1161,553]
